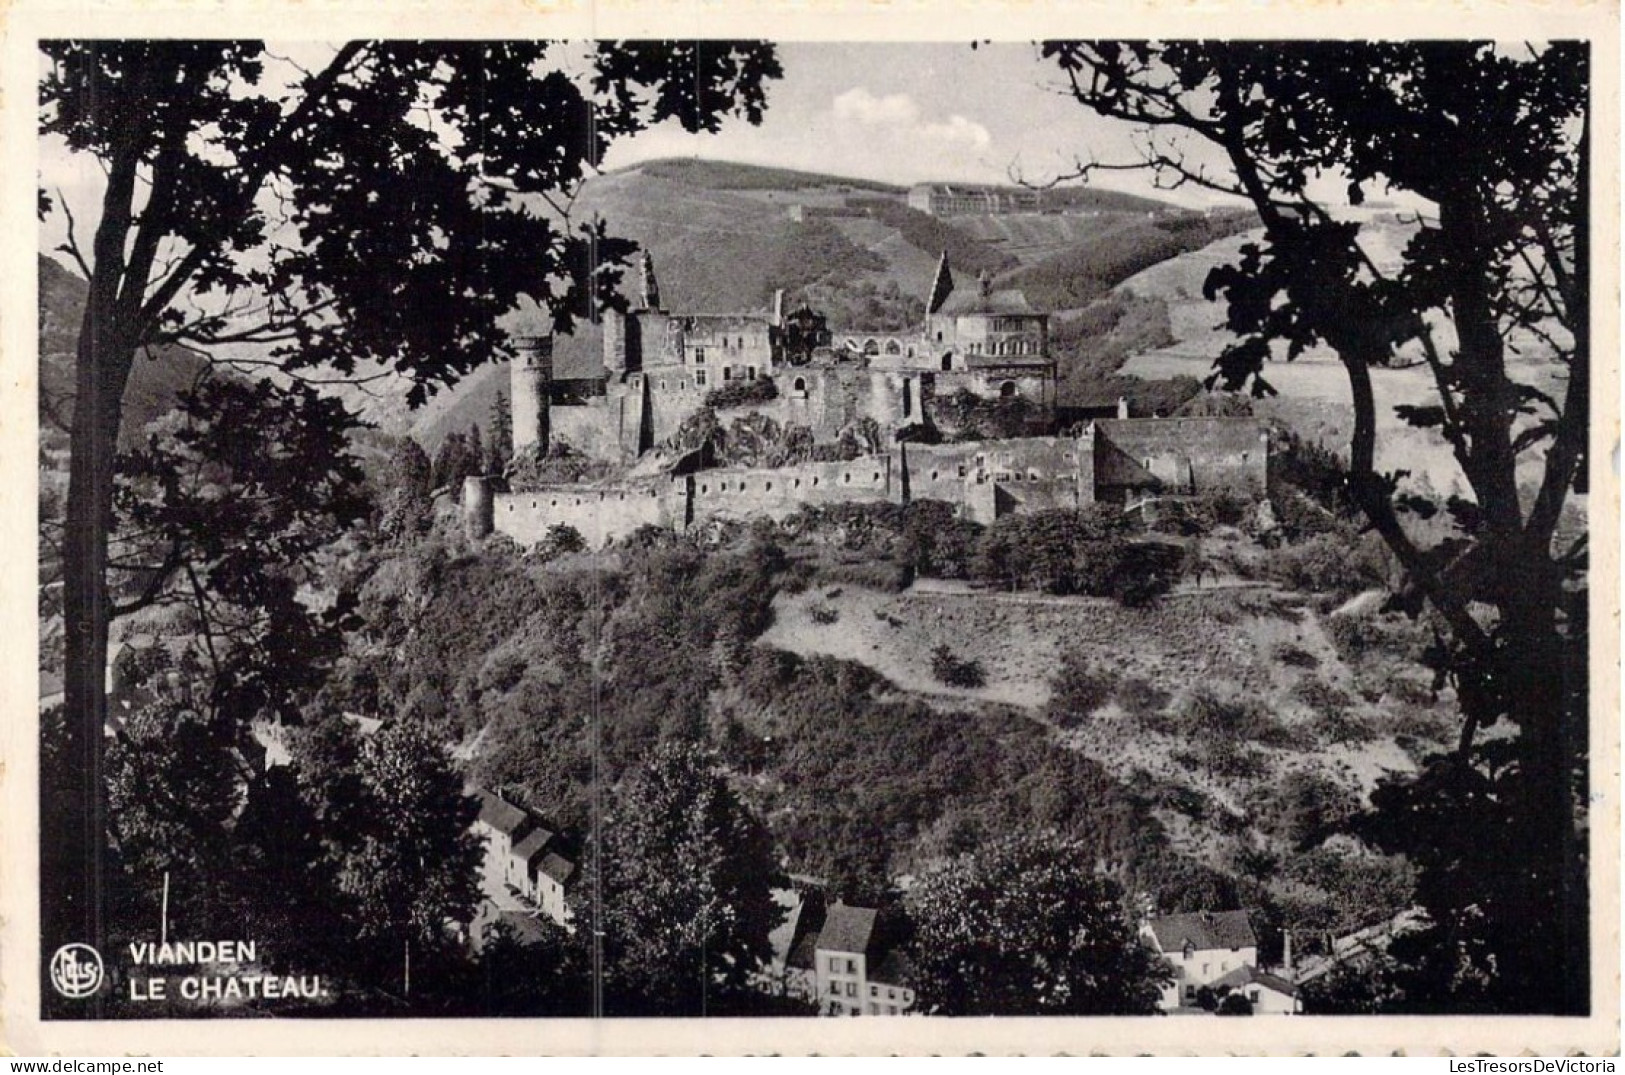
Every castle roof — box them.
[938,287,1037,317]
[1147,910,1258,953]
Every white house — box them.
[1143,910,1261,1011]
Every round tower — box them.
[510,334,552,455]
[462,476,494,541]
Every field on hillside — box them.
[1116,227,1571,497]
[759,576,1451,891]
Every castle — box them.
[463,252,1268,548]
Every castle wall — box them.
[902,438,1089,524]
[1094,417,1269,498]
[489,483,676,548]
[687,456,894,527]
[549,401,628,462]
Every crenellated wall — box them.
[490,483,676,547]
[469,421,1268,549]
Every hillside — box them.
[1113,225,1573,497]
[407,162,1229,449]
[38,254,212,451]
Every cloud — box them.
[921,115,992,150]
[832,87,920,126]
[831,87,992,159]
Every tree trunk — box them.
[43,275,135,1016]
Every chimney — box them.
[1282,929,1294,976]
[1117,396,1130,419]
[977,270,993,299]
[773,288,786,327]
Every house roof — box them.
[817,903,878,956]
[965,352,1053,370]
[1212,963,1298,997]
[539,851,576,884]
[1148,910,1258,953]
[476,790,531,836]
[511,827,555,863]
[869,948,913,988]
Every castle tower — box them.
[462,476,494,540]
[510,334,553,455]
[638,250,662,312]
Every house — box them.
[812,903,915,1017]
[472,788,577,928]
[1210,964,1301,1015]
[1143,910,1260,1011]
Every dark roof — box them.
[476,790,531,836]
[966,352,1053,370]
[1148,911,1258,953]
[816,903,878,956]
[869,948,913,988]
[511,827,554,863]
[1212,963,1297,997]
[938,287,1036,317]
[539,851,576,884]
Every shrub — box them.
[1115,676,1171,720]
[1275,644,1320,670]
[1046,654,1118,728]
[1217,992,1254,1016]
[704,376,779,410]
[808,603,840,625]
[930,645,986,689]
[1179,686,1300,749]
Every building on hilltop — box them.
[507,249,1057,464]
[906,182,1044,216]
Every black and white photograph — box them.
[6,12,1615,1054]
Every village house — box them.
[1142,910,1290,1013]
[472,789,577,927]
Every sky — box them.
[600,42,1196,196]
[38,41,1232,263]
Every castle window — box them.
[747,366,757,381]
[885,340,900,355]
[931,471,939,481]
[792,376,807,397]
[723,368,732,381]
[701,485,708,494]
[696,369,706,386]
[844,473,851,484]
[908,347,915,358]
[941,354,953,371]
[695,347,705,362]
[765,482,772,492]
[863,339,879,356]
[660,380,667,390]
[793,478,801,488]
[812,477,819,486]
[872,472,880,482]
[550,500,557,507]
[1000,381,1017,398]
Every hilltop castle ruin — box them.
[464,252,1268,547]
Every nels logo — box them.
[49,943,104,999]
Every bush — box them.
[1114,676,1171,721]
[808,603,840,625]
[1275,644,1320,670]
[1217,992,1254,1016]
[537,523,588,559]
[930,645,986,689]
[1046,653,1118,728]
[705,376,779,410]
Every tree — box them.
[1042,40,1588,1013]
[905,833,1171,1015]
[587,741,786,1015]
[431,431,479,490]
[487,390,513,473]
[378,436,435,540]
[40,38,781,967]
[300,715,484,994]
